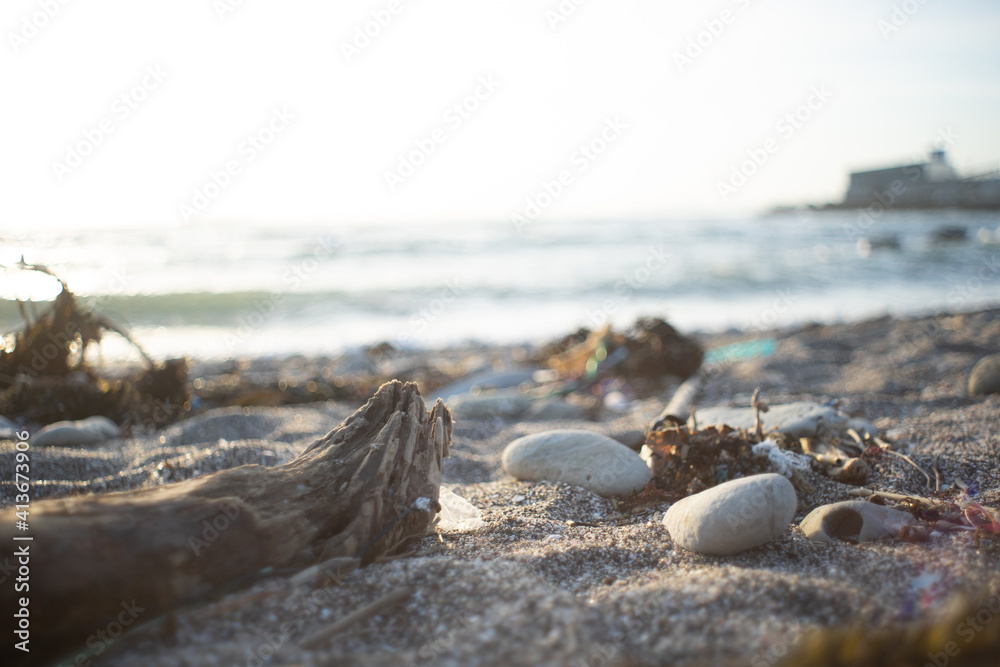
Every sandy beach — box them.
[8,3,1000,664]
[3,307,1000,666]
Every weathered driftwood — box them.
[2,380,450,659]
[650,370,704,431]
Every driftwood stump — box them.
[2,380,451,660]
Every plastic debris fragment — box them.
[436,487,484,532]
[752,439,812,479]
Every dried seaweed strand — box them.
[300,586,414,649]
[847,487,942,506]
[884,449,933,488]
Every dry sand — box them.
[3,308,1000,666]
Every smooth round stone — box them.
[502,429,651,497]
[32,416,121,446]
[799,500,915,544]
[448,390,533,421]
[611,429,646,451]
[969,354,1000,396]
[521,397,589,421]
[0,416,19,440]
[431,367,538,401]
[663,473,797,556]
[692,402,849,438]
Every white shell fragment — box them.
[799,500,916,544]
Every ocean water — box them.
[2,211,999,361]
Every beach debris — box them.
[844,489,1000,548]
[691,401,865,439]
[800,437,868,485]
[883,445,934,488]
[502,429,651,497]
[662,473,797,556]
[0,380,451,661]
[436,486,484,531]
[846,487,954,516]
[968,353,1000,396]
[621,317,704,380]
[538,317,703,388]
[651,370,705,429]
[638,422,770,497]
[642,389,835,502]
[290,556,361,589]
[31,415,121,446]
[702,337,778,365]
[799,500,916,544]
[300,586,415,649]
[543,324,615,379]
[0,263,189,428]
[649,338,781,428]
[752,439,813,478]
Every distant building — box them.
[840,150,1000,209]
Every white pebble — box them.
[663,474,797,556]
[502,429,651,497]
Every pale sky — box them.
[3,0,1000,229]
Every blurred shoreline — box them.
[4,211,1000,363]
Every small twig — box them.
[846,429,865,447]
[13,257,69,291]
[933,456,941,494]
[198,589,283,618]
[300,586,413,649]
[847,487,942,506]
[885,449,933,488]
[290,556,360,589]
[651,370,704,430]
[94,314,156,369]
[751,387,768,442]
[15,299,31,327]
